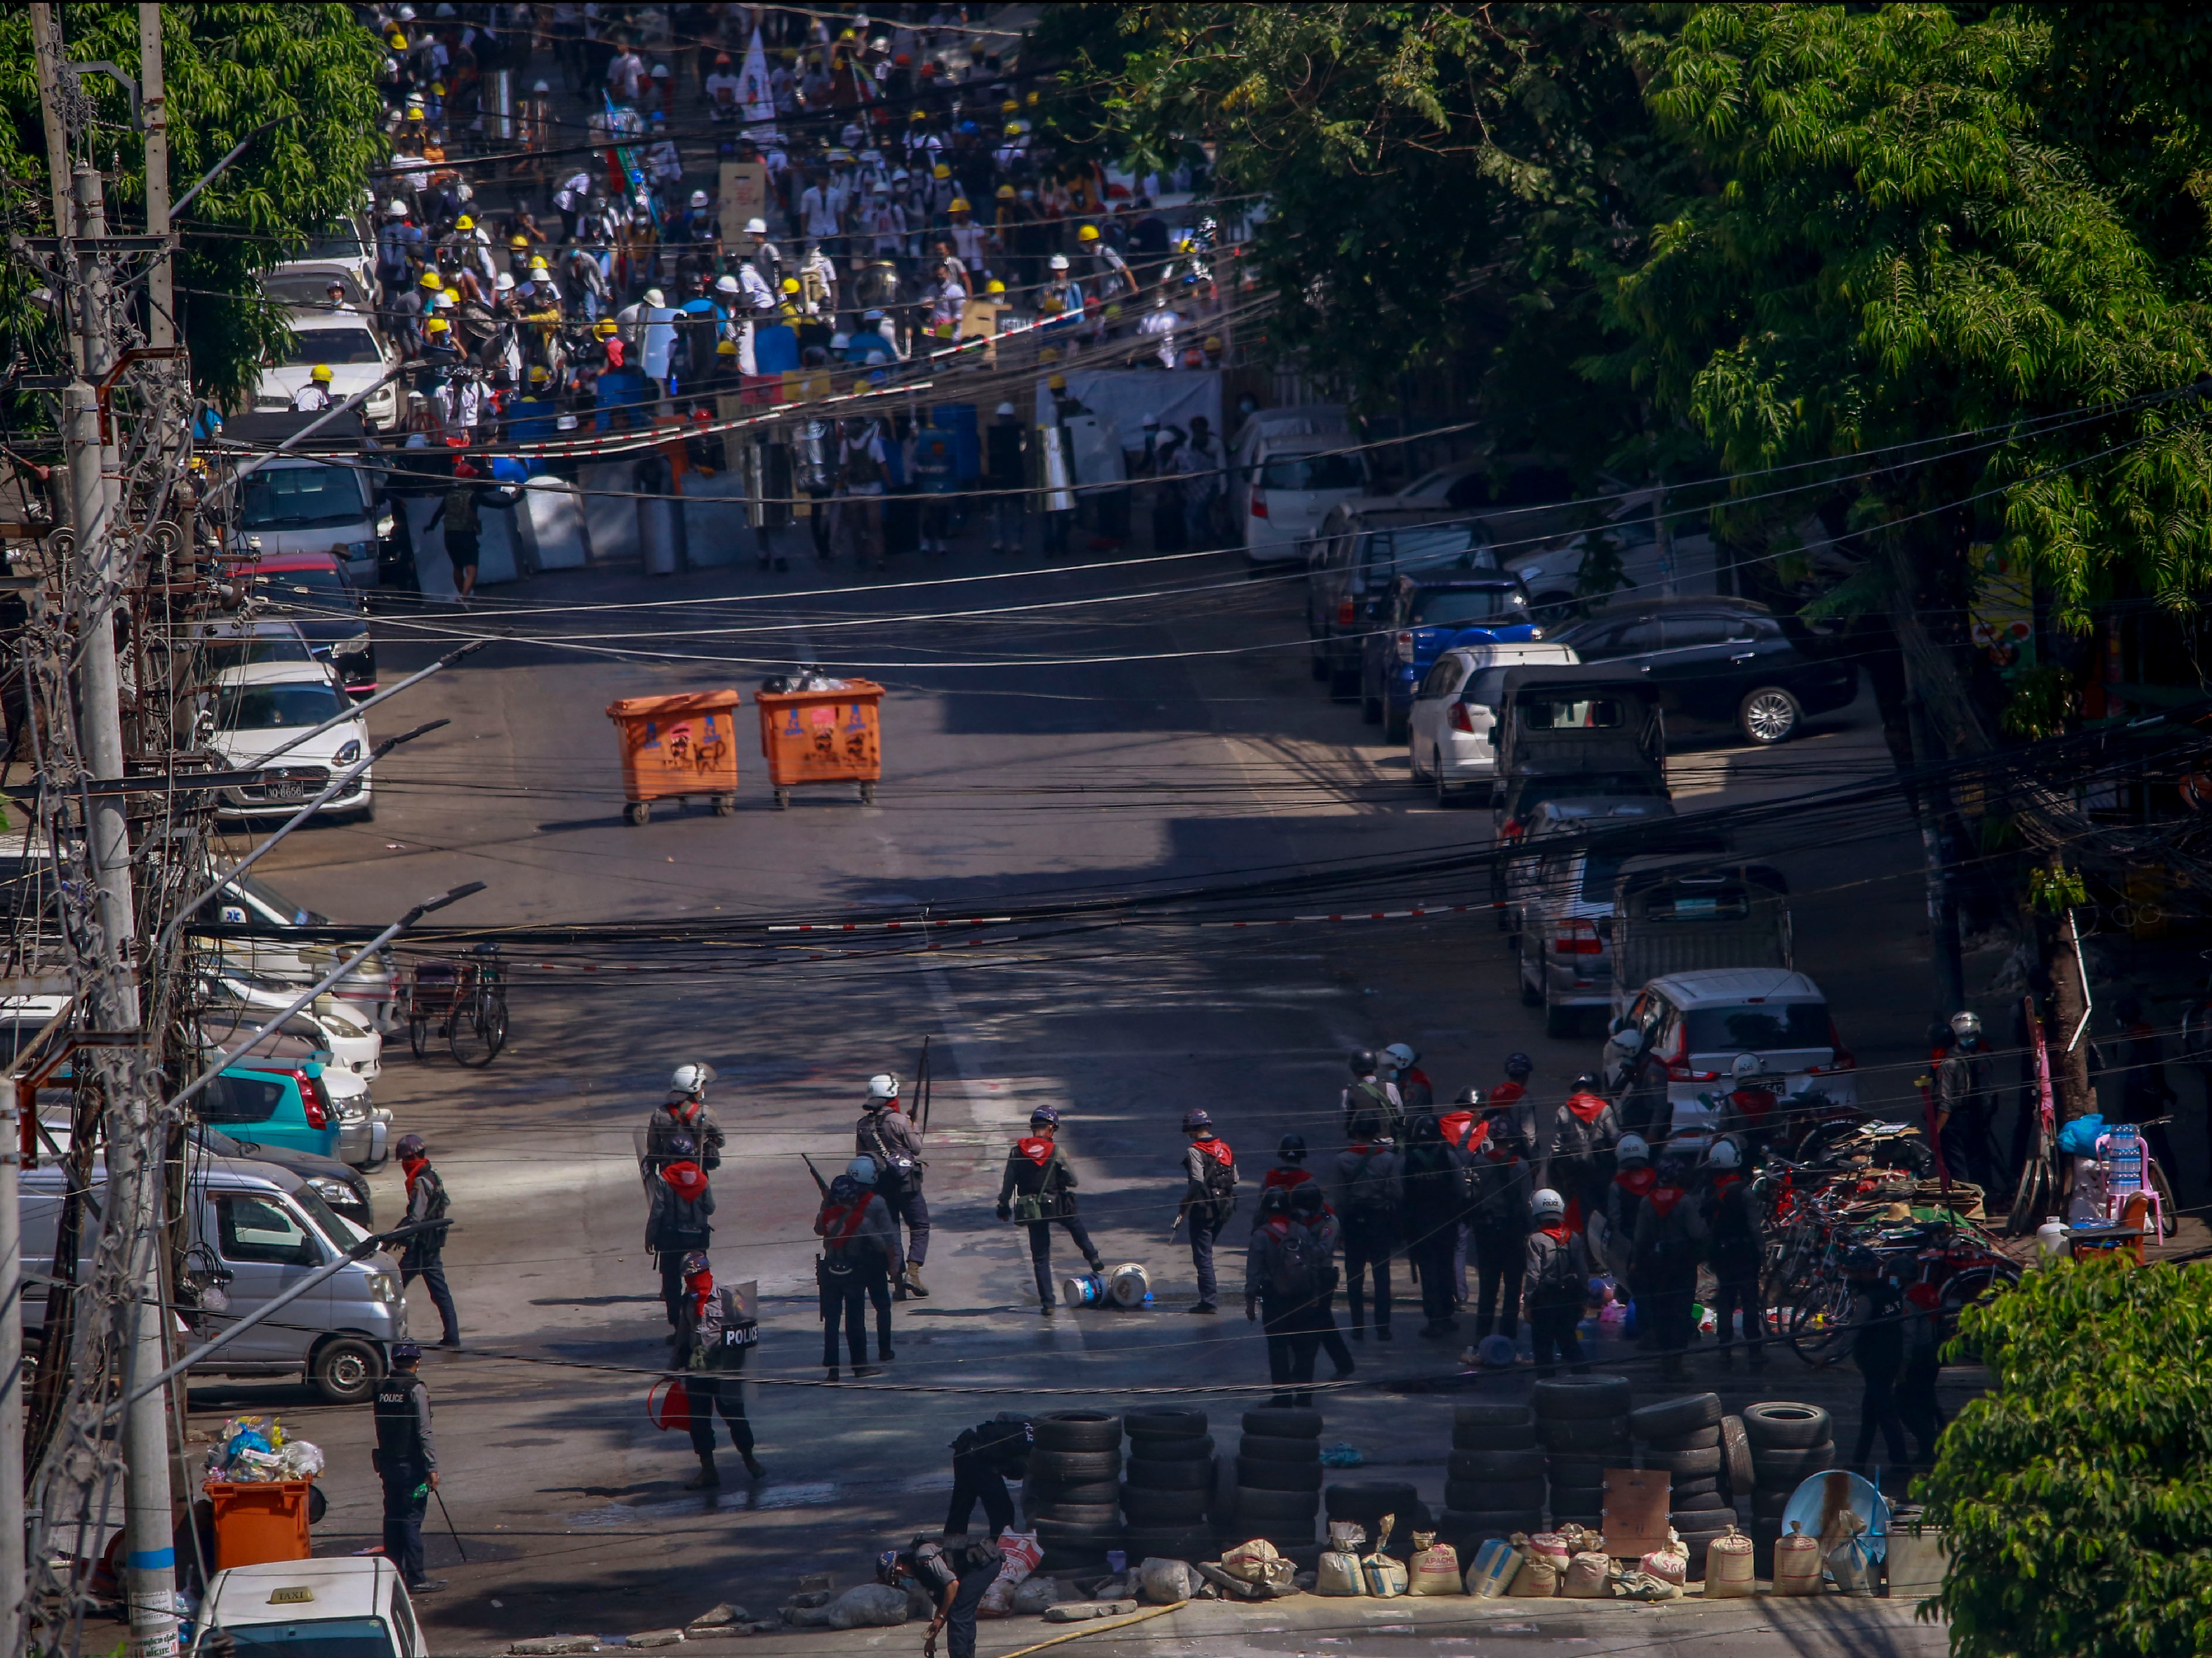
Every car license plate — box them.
[268,780,305,801]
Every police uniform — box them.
[372,1357,437,1588]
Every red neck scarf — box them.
[1563,1091,1607,1125]
[1615,1165,1657,1197]
[1490,1080,1527,1107]
[1646,1184,1687,1217]
[662,1161,708,1199]
[1018,1136,1055,1166]
[1439,1110,1475,1149]
[1538,1223,1571,1245]
[686,1271,714,1323]
[401,1155,428,1193]
[1193,1135,1234,1166]
[1263,1166,1311,1189]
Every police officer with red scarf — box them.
[1701,1139,1766,1367]
[647,1139,715,1328]
[997,1107,1102,1314]
[1630,1152,1708,1380]
[1550,1073,1622,1232]
[1524,1188,1591,1377]
[671,1248,766,1485]
[1601,1132,1657,1312]
[1177,1108,1238,1314]
[395,1134,458,1347]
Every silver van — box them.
[24,1153,406,1403]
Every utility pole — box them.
[139,5,172,351]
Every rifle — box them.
[800,1152,831,1196]
[915,1033,933,1136]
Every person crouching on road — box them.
[647,1139,714,1328]
[817,1162,901,1379]
[1245,1184,1342,1406]
[1176,1108,1237,1314]
[671,1248,766,1487]
[395,1133,459,1348]
[1524,1187,1591,1379]
[997,1106,1102,1314]
[857,1072,931,1299]
[880,1537,999,1658]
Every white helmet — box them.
[494,271,515,291]
[1616,1132,1650,1165]
[847,1155,879,1185]
[866,1073,899,1103]
[1531,1188,1566,1219]
[1707,1140,1742,1171]
[690,189,710,208]
[1730,1053,1763,1081]
[387,198,410,217]
[745,216,768,235]
[670,1062,715,1097]
[715,273,741,294]
[1614,1025,1645,1054]
[1382,1042,1417,1073]
[1949,1010,1982,1040]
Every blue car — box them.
[199,1062,343,1161]
[1362,574,1543,741]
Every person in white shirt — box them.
[608,39,646,104]
[293,365,334,412]
[947,202,988,274]
[705,52,742,121]
[798,168,846,252]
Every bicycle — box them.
[398,943,509,1067]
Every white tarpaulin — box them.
[1036,369,1221,463]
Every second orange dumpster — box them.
[756,679,884,809]
[208,1479,314,1570]
[606,689,742,824]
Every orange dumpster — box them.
[606,689,742,824]
[756,679,884,809]
[207,1479,313,1569]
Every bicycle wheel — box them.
[2149,1162,2179,1239]
[449,987,502,1067]
[408,1016,430,1061]
[1786,1279,1856,1367]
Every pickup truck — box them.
[1609,862,1793,1021]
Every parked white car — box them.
[1407,641,1580,803]
[201,870,398,1035]
[1233,407,1369,563]
[1606,967,1856,1142]
[254,312,399,432]
[194,1556,429,1656]
[201,663,373,823]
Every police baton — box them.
[432,1484,469,1563]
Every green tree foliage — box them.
[1921,1260,2212,1658]
[0,4,385,407]
[1052,3,1685,473]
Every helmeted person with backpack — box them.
[1488,1052,1541,1167]
[944,1414,1032,1542]
[856,1072,931,1299]
[1550,1072,1622,1230]
[1176,1108,1238,1314]
[816,1164,902,1379]
[1599,1131,1657,1321]
[1245,1184,1341,1405]
[1332,1108,1402,1340]
[1464,1103,1533,1343]
[1400,1112,1469,1338]
[1341,1049,1405,1142]
[1702,1138,1766,1367]
[998,1106,1103,1314]
[1524,1188,1591,1378]
[646,1139,715,1328]
[670,1248,766,1487]
[1261,1133,1317,1195]
[395,1133,458,1347]
[1845,1246,1911,1474]
[641,1062,724,1185]
[1382,1042,1434,1112]
[1630,1153,1708,1379]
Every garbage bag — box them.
[1138,1559,1194,1605]
[826,1585,911,1629]
[1011,1577,1060,1615]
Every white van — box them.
[1406,640,1580,801]
[195,1558,429,1656]
[1231,406,1369,563]
[24,1153,407,1403]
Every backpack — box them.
[1342,1149,1398,1222]
[843,437,884,488]
[1267,1221,1335,1301]
[1633,1188,1698,1275]
[1527,1227,1582,1303]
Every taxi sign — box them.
[267,1586,315,1605]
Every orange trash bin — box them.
[606,689,743,825]
[756,679,884,809]
[207,1479,314,1570]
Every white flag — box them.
[740,27,777,130]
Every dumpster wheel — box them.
[625,801,651,826]
[712,793,737,817]
[773,787,791,810]
[860,781,878,806]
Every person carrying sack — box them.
[815,1169,901,1379]
[997,1106,1102,1314]
[670,1249,766,1487]
[1177,1108,1238,1314]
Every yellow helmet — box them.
[1204,336,1223,351]
[717,338,737,355]
[405,107,425,121]
[528,364,550,385]
[948,197,970,213]
[310,364,333,383]
[528,254,549,270]
[1077,223,1099,242]
[1001,99,1019,114]
[781,277,801,293]
[1047,373,1067,391]
[996,184,1015,200]
[932,164,950,180]
[418,269,441,289]
[425,315,449,334]
[986,279,1005,295]
[454,213,474,231]
[510,233,529,248]
[594,318,618,337]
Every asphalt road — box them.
[189,531,1987,1653]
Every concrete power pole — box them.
[140,5,173,351]
[31,6,180,1652]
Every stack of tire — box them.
[1627,1393,1735,1575]
[1324,1480,1431,1561]
[1741,1402,1834,1574]
[1119,1407,1216,1564]
[1533,1374,1633,1530]
[1437,1401,1545,1551]
[1230,1407,1325,1553]
[1025,1411,1124,1571]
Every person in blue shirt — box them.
[843,310,899,365]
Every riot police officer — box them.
[372,1342,441,1593]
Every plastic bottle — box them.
[2035,1216,2068,1261]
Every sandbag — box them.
[1011,1577,1060,1614]
[1407,1534,1462,1597]
[1138,1559,1194,1605]
[1506,1555,1559,1598]
[826,1585,911,1629]
[1219,1538,1284,1584]
[1465,1537,1521,1599]
[1316,1551,1366,1597]
[1562,1551,1612,1599]
[1640,1530,1688,1588]
[1362,1515,1408,1597]
[977,1528,1046,1617]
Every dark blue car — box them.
[1362,574,1542,741]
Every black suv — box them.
[1551,599,1855,744]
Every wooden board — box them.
[1600,1468,1672,1560]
